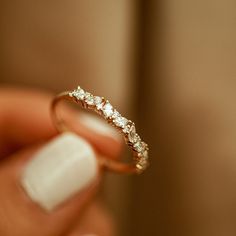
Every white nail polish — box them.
[79,113,121,141]
[21,133,97,211]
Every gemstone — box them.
[138,150,148,160]
[102,102,113,118]
[85,93,94,105]
[112,110,120,119]
[96,102,104,110]
[94,96,102,105]
[114,116,128,128]
[128,125,138,143]
[73,88,85,100]
[123,125,130,134]
[134,141,145,153]
[93,96,103,109]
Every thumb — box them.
[0,132,99,236]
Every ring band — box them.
[51,86,149,174]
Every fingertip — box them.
[65,112,124,159]
[20,133,99,212]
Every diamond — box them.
[93,96,103,109]
[114,116,128,128]
[134,142,141,152]
[72,87,85,100]
[94,96,102,105]
[134,141,145,153]
[112,110,120,119]
[139,149,149,159]
[123,125,130,134]
[96,102,104,110]
[102,102,114,118]
[85,93,94,105]
[128,125,140,143]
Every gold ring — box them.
[51,86,149,174]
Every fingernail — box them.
[79,113,121,141]
[21,132,97,211]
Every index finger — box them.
[0,87,122,158]
[0,87,56,157]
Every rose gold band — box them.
[51,86,149,174]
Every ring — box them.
[51,86,149,174]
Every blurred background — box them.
[1,1,236,235]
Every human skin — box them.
[0,87,121,236]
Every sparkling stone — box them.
[112,110,120,119]
[134,141,145,153]
[128,125,137,143]
[114,116,128,128]
[85,93,94,105]
[138,149,149,159]
[102,102,113,118]
[74,88,85,100]
[96,102,104,110]
[123,125,130,134]
[93,96,103,109]
[94,96,102,105]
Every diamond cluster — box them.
[70,86,149,171]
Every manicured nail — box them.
[21,133,97,211]
[79,113,121,141]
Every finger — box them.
[0,87,122,159]
[72,113,123,159]
[0,87,56,157]
[0,133,100,236]
[67,201,114,236]
[52,94,123,159]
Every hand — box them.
[0,87,121,236]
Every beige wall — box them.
[134,1,236,235]
[0,0,136,109]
